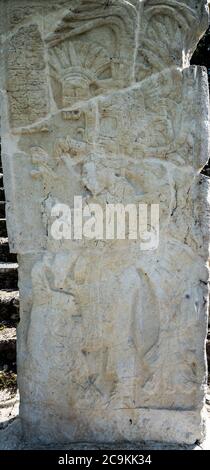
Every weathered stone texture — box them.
[0,0,209,445]
[6,24,48,129]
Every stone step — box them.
[0,327,16,366]
[0,263,18,290]
[0,202,5,219]
[0,188,5,202]
[0,238,17,263]
[0,291,19,325]
[0,371,17,397]
[0,219,7,238]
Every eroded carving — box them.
[1,0,209,446]
[5,24,48,128]
[47,0,138,107]
[136,0,209,81]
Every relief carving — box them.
[1,0,209,445]
[47,0,137,108]
[5,24,48,128]
[136,0,209,81]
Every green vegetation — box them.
[0,371,17,394]
[191,27,210,81]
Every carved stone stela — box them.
[0,0,209,445]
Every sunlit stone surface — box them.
[0,0,209,445]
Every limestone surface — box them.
[0,0,210,445]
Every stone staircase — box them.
[0,148,19,398]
